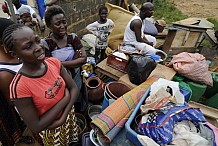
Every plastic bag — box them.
[143,19,158,35]
[127,54,157,85]
[150,78,185,105]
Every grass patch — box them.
[154,0,218,29]
[207,18,218,30]
[153,0,218,49]
[153,0,188,25]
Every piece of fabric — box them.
[39,106,79,145]
[137,135,159,146]
[0,61,25,146]
[51,46,75,61]
[144,34,157,46]
[90,76,159,142]
[86,18,115,50]
[140,87,172,114]
[10,57,65,117]
[82,34,97,55]
[206,122,218,145]
[168,52,213,86]
[172,121,210,146]
[137,104,207,145]
[18,5,30,16]
[17,4,35,17]
[143,19,158,35]
[0,62,22,74]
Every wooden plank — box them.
[172,30,202,47]
[95,58,125,80]
[189,101,218,119]
[162,28,177,53]
[173,22,210,30]
[173,18,214,29]
[118,74,136,89]
[204,29,218,46]
[119,64,176,89]
[168,47,196,55]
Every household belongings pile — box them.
[129,78,218,146]
[90,75,159,144]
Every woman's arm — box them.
[61,47,87,68]
[47,66,79,129]
[13,88,70,133]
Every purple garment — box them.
[51,47,75,61]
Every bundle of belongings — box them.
[135,78,218,146]
[167,52,213,86]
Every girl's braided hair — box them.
[2,23,24,51]
[0,18,15,41]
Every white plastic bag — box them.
[150,78,184,105]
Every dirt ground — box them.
[167,0,218,21]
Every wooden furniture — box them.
[189,101,218,127]
[95,58,126,80]
[119,64,176,89]
[203,29,218,48]
[161,18,214,55]
[162,26,207,55]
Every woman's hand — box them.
[74,50,82,59]
[47,65,79,130]
[47,88,71,129]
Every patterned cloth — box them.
[39,106,78,146]
[90,75,160,142]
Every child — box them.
[2,24,79,145]
[18,6,38,31]
[86,5,115,63]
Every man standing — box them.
[123,2,157,55]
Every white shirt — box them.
[86,18,115,50]
[123,15,144,43]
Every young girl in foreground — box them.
[2,24,79,145]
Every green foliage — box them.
[207,18,218,30]
[154,0,218,29]
[153,0,188,25]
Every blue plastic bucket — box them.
[102,91,115,111]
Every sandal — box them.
[18,136,35,145]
